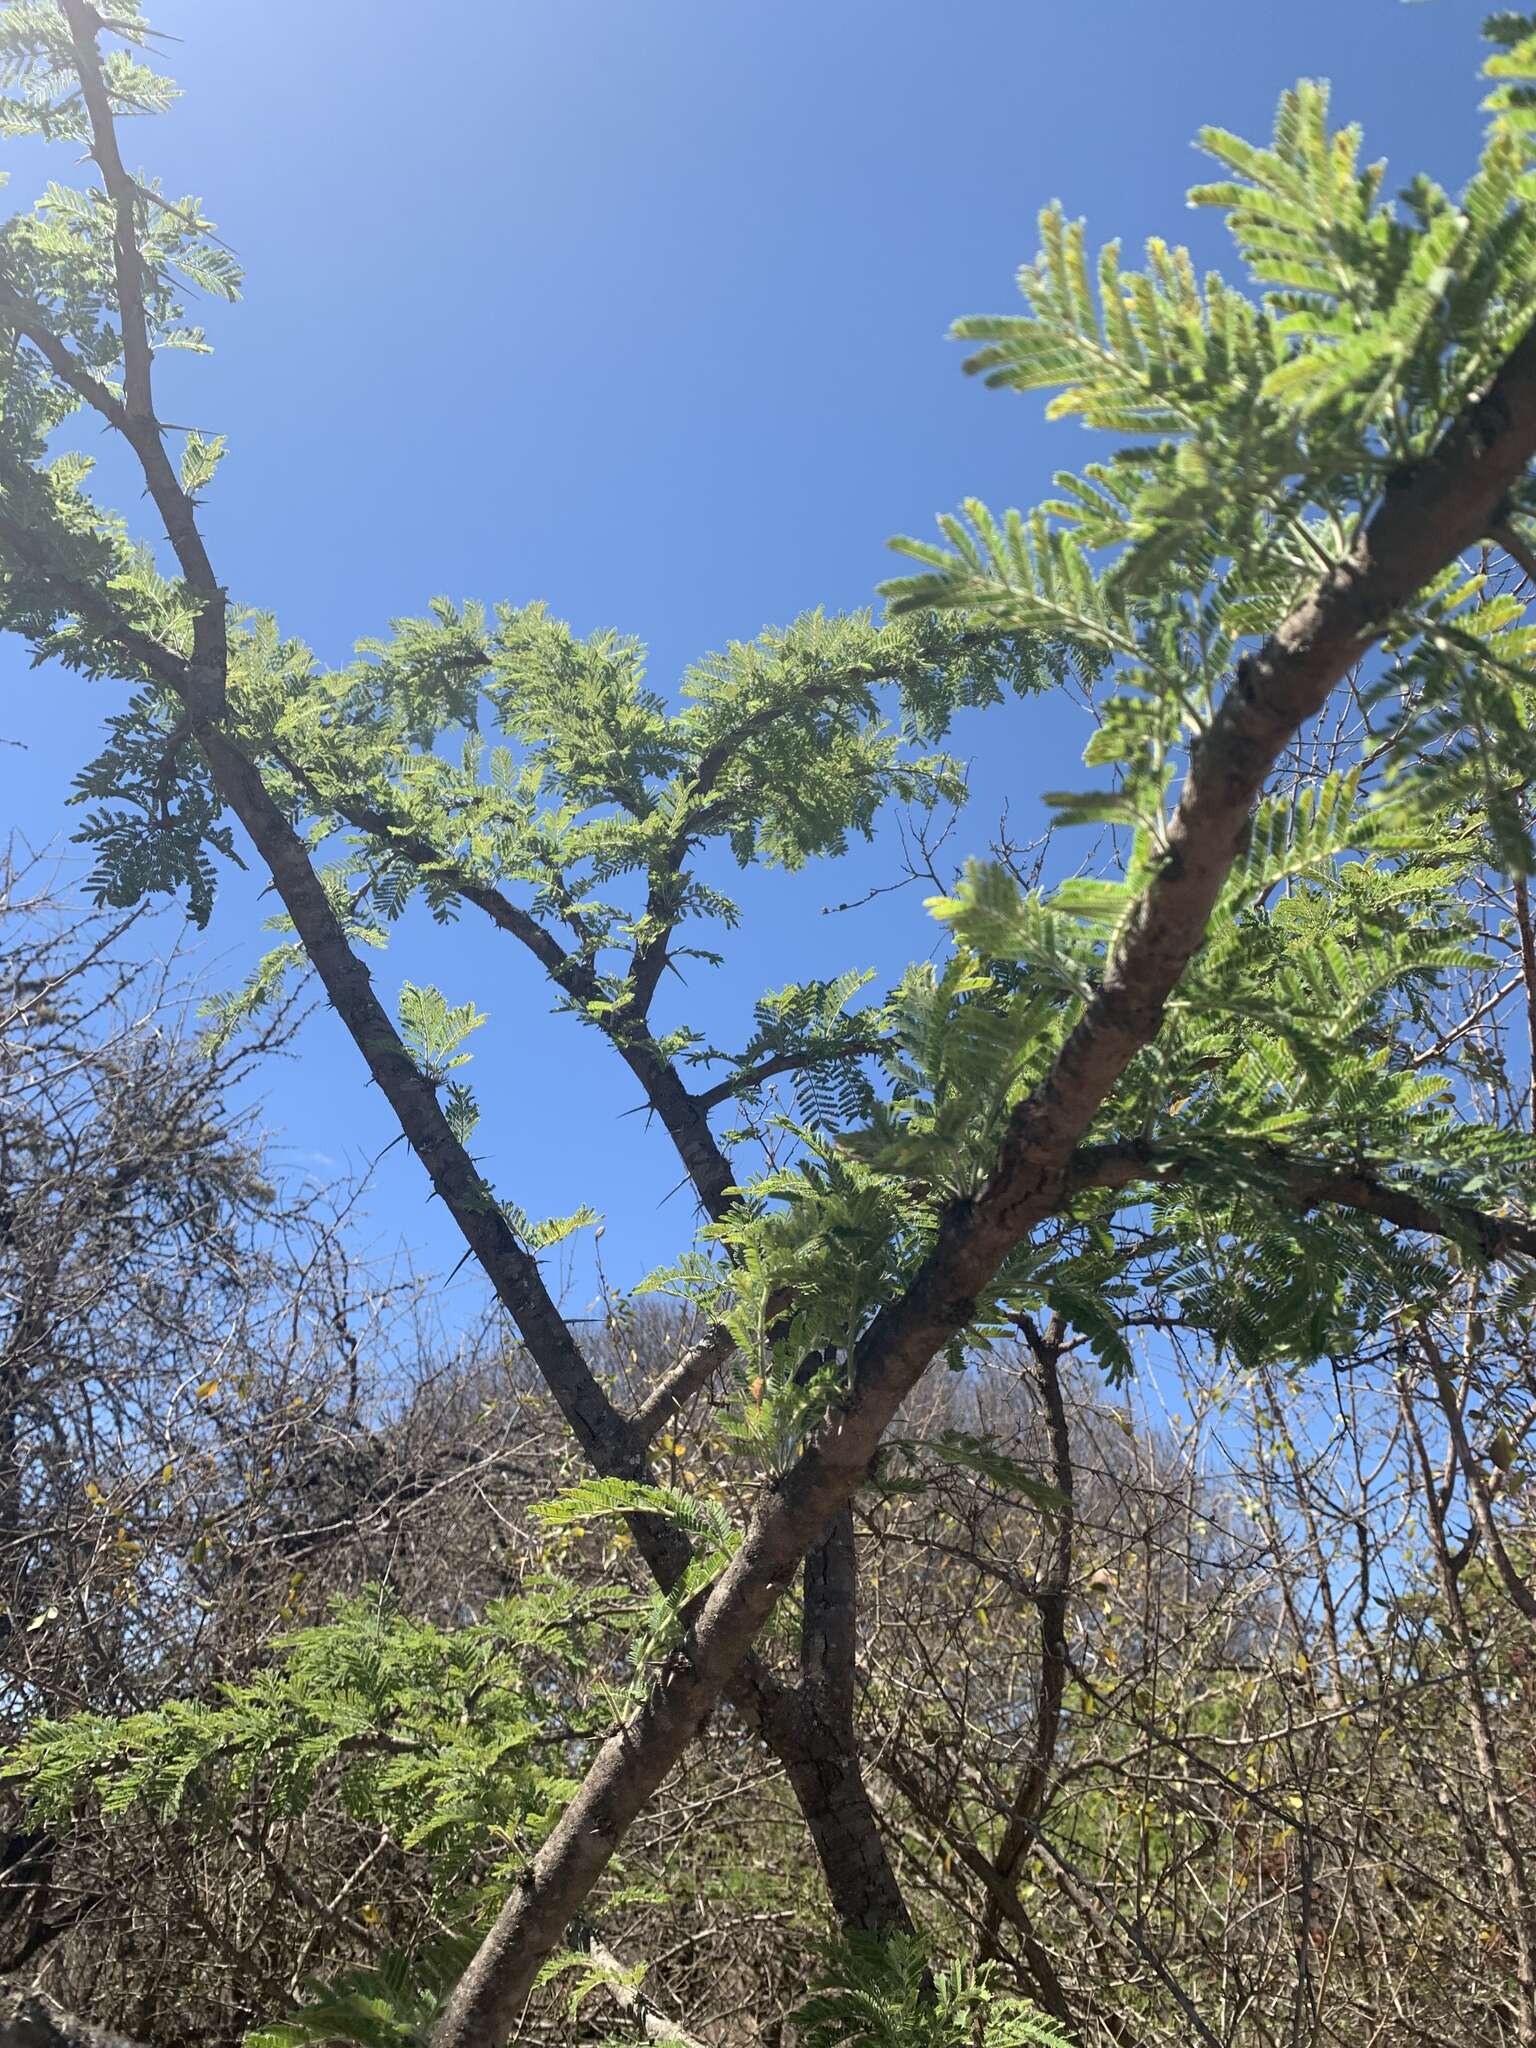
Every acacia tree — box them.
[6,2,1536,2041]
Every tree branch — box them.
[430,319,1536,2044]
[271,757,740,1223]
[981,1313,1072,1951]
[622,629,1005,1021]
[0,508,195,699]
[1415,1325,1536,1623]
[570,1923,712,2048]
[1399,1379,1536,2037]
[785,1502,914,1936]
[1495,519,1536,592]
[875,1749,1080,2034]
[1063,1139,1536,1265]
[58,0,225,694]
[628,1323,735,1449]
[0,282,131,433]
[692,1040,885,1114]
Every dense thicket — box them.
[3,875,1534,2046]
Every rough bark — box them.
[785,1506,913,1934]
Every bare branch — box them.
[1494,519,1536,591]
[1415,1325,1536,1623]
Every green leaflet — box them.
[531,1475,736,1555]
[4,1588,606,1890]
[245,1932,479,2048]
[396,981,486,1084]
[797,1934,1072,2048]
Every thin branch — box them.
[0,279,131,431]
[981,1313,1072,1948]
[629,1324,735,1448]
[1514,873,1536,1134]
[623,631,1004,1019]
[62,6,147,423]
[270,753,739,1223]
[692,1040,885,1114]
[1064,1139,1536,1265]
[571,1922,712,2048]
[1407,970,1523,1070]
[0,507,193,695]
[1494,519,1536,592]
[1399,1378,1536,2044]
[876,1748,1081,2036]
[59,0,225,693]
[1415,1324,1536,1623]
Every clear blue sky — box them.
[0,0,1494,1311]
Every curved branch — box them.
[0,510,194,697]
[1494,519,1536,591]
[623,628,1008,1019]
[1415,1325,1536,1623]
[570,1923,712,2048]
[1064,1139,1536,1265]
[692,1040,885,1114]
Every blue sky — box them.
[0,0,1496,1312]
